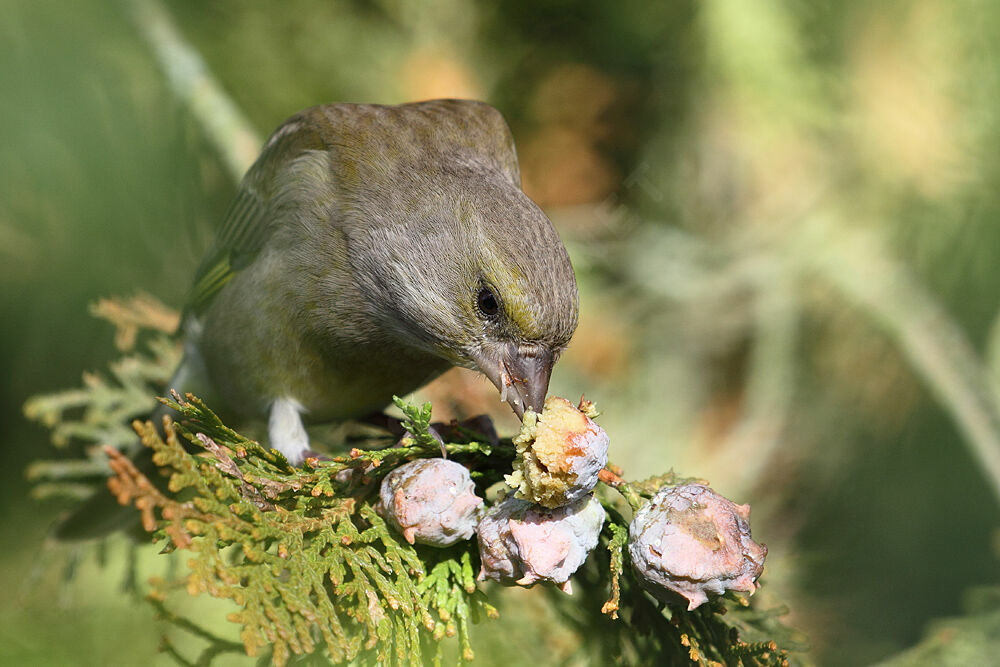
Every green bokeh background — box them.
[3,1,1000,664]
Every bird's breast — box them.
[195,251,450,422]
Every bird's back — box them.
[186,100,532,421]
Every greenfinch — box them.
[170,99,578,464]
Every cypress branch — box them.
[25,298,808,665]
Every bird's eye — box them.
[476,286,501,318]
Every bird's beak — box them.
[470,343,553,419]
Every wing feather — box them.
[184,114,327,317]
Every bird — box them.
[56,99,578,541]
[161,98,578,465]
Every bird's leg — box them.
[268,397,313,465]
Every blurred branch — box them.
[876,585,1000,666]
[689,0,1000,509]
[711,260,799,497]
[128,0,262,181]
[637,218,1000,505]
[790,220,1000,504]
[985,313,1000,400]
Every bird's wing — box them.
[185,115,327,318]
[184,99,520,318]
[185,187,268,316]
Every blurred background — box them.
[3,0,1000,664]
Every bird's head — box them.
[454,181,579,418]
[361,175,578,418]
[333,99,578,417]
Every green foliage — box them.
[876,587,1000,667]
[586,481,807,667]
[107,393,497,666]
[26,306,807,665]
[23,295,182,501]
[103,400,805,666]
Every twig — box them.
[704,257,799,497]
[127,0,262,182]
[793,220,1000,504]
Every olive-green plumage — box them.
[55,99,577,539]
[175,99,578,463]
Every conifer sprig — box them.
[106,400,496,666]
[25,298,808,665]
